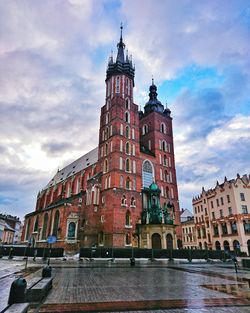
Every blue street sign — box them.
[47,235,57,244]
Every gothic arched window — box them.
[125,142,130,154]
[42,213,48,240]
[125,111,130,123]
[52,210,60,237]
[125,159,130,172]
[33,216,39,232]
[131,197,136,207]
[142,124,148,135]
[126,177,131,190]
[160,123,166,133]
[162,140,167,151]
[125,126,130,138]
[104,159,108,173]
[125,211,131,226]
[125,98,130,110]
[121,195,127,206]
[142,160,154,188]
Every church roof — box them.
[44,147,98,189]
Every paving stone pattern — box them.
[45,266,235,304]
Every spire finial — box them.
[120,22,123,40]
[152,75,154,85]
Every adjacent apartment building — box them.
[180,209,197,249]
[193,174,250,255]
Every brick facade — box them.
[22,28,181,252]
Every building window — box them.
[240,193,245,201]
[131,197,136,207]
[125,126,130,138]
[211,201,214,209]
[216,199,219,207]
[213,224,219,236]
[120,124,123,135]
[221,223,228,235]
[116,76,120,93]
[227,195,230,203]
[166,186,170,198]
[125,142,130,154]
[142,124,148,135]
[125,159,130,172]
[243,220,250,233]
[125,98,130,110]
[121,195,127,206]
[163,155,168,166]
[42,213,48,240]
[125,233,131,245]
[125,211,131,226]
[161,140,167,151]
[142,160,154,188]
[219,209,223,218]
[160,123,166,133]
[67,222,76,239]
[126,177,131,190]
[164,170,168,182]
[220,197,224,205]
[242,205,248,214]
[125,111,130,123]
[230,221,237,234]
[228,207,232,215]
[33,216,39,232]
[104,159,108,173]
[52,210,60,237]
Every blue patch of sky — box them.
[157,65,225,104]
[0,197,17,205]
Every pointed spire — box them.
[116,23,125,63]
[152,75,154,85]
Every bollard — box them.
[8,277,27,305]
[130,257,135,267]
[42,265,52,278]
[8,247,13,259]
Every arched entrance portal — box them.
[223,240,230,251]
[215,241,221,250]
[152,233,161,249]
[166,233,173,249]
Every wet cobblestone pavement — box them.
[1,258,250,312]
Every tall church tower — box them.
[139,80,181,241]
[98,26,142,247]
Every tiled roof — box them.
[44,147,98,189]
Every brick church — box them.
[22,27,181,252]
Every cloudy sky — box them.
[1,0,250,220]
